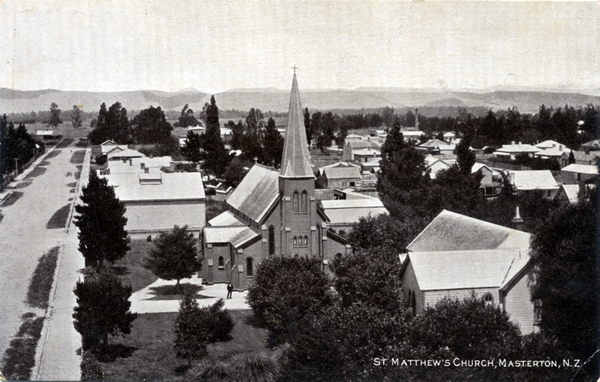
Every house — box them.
[350,147,381,163]
[400,210,538,334]
[106,169,206,238]
[320,196,388,233]
[443,132,456,143]
[533,140,572,167]
[343,140,381,161]
[201,74,352,291]
[107,148,144,161]
[472,163,503,197]
[36,130,61,140]
[561,163,598,184]
[359,158,381,174]
[425,155,452,179]
[509,170,559,199]
[399,130,424,143]
[100,140,128,155]
[317,162,362,189]
[580,139,600,151]
[418,139,455,154]
[493,142,540,160]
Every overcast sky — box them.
[1,0,599,93]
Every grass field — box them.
[70,150,86,164]
[27,247,60,309]
[1,313,45,380]
[1,191,24,206]
[100,310,276,381]
[46,204,71,229]
[112,239,158,293]
[25,167,47,179]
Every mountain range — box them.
[2,87,600,115]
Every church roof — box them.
[404,249,529,291]
[407,210,531,252]
[280,74,314,178]
[321,198,388,226]
[203,226,260,248]
[208,210,245,227]
[226,164,279,224]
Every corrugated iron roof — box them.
[107,172,205,202]
[204,226,260,248]
[510,170,559,190]
[407,210,531,252]
[208,210,245,227]
[561,163,598,175]
[406,249,528,291]
[226,164,279,224]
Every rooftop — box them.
[510,170,559,190]
[406,249,529,291]
[561,163,598,175]
[407,210,531,252]
[226,164,279,224]
[107,171,205,202]
[204,226,260,248]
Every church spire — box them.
[280,73,314,178]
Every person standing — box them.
[226,282,233,299]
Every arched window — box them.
[407,290,413,308]
[293,236,297,246]
[301,191,308,212]
[218,256,224,269]
[246,257,253,276]
[268,225,275,255]
[411,292,416,316]
[483,293,494,307]
[317,225,323,256]
[292,191,299,212]
[303,235,308,245]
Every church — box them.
[201,74,352,290]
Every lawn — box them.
[25,166,47,179]
[70,150,86,164]
[46,204,71,229]
[112,239,158,293]
[1,191,23,206]
[27,247,60,309]
[100,310,276,381]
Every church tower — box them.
[279,73,319,256]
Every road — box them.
[0,142,88,380]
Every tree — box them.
[74,172,129,268]
[454,133,475,175]
[144,225,200,291]
[131,106,173,145]
[177,104,199,128]
[180,130,202,163]
[71,105,83,128]
[88,102,130,144]
[242,108,264,162]
[376,123,430,217]
[262,117,284,168]
[531,198,599,360]
[200,96,230,177]
[49,102,61,128]
[174,295,234,366]
[73,272,137,350]
[223,156,251,188]
[247,256,333,346]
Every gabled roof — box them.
[101,140,118,146]
[407,210,531,252]
[203,226,260,248]
[346,140,379,149]
[561,163,598,175]
[535,140,566,150]
[495,143,540,154]
[557,184,580,204]
[208,210,245,227]
[419,139,455,151]
[280,74,314,178]
[510,170,559,191]
[572,150,600,164]
[107,148,144,159]
[321,198,388,226]
[322,166,362,180]
[352,147,381,156]
[226,164,279,224]
[403,249,529,291]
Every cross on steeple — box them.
[291,65,299,74]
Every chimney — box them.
[129,159,132,166]
[512,205,524,231]
[511,141,515,145]
[415,109,419,130]
[140,162,145,169]
[559,145,563,151]
[144,168,149,174]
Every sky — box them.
[1,0,599,93]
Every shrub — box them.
[81,350,104,381]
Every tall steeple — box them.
[280,74,314,178]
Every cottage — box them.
[509,170,559,199]
[317,162,362,189]
[534,140,572,167]
[493,142,539,160]
[400,210,537,334]
[418,139,455,154]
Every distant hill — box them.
[2,87,600,115]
